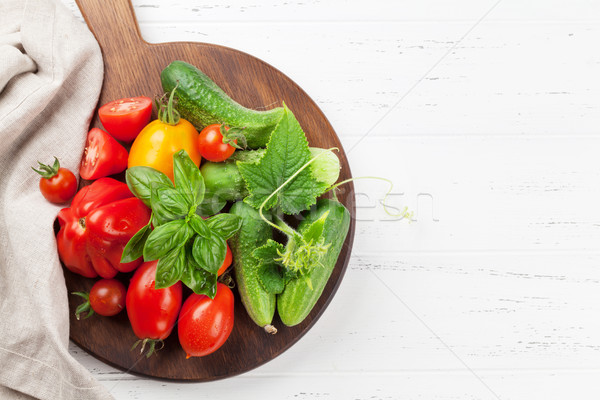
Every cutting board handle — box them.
[75,0,145,52]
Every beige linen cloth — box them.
[0,0,113,398]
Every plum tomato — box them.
[178,282,234,358]
[217,243,232,276]
[126,261,182,356]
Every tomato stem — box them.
[72,291,94,320]
[131,338,164,358]
[32,157,60,179]
[157,86,181,126]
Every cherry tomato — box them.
[128,119,201,181]
[126,261,182,341]
[33,157,77,204]
[197,124,236,162]
[178,283,234,358]
[217,243,232,276]
[80,128,128,180]
[90,279,127,316]
[98,97,153,142]
[73,279,126,319]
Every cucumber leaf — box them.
[257,263,285,295]
[254,213,331,282]
[237,105,328,215]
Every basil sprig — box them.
[122,150,242,298]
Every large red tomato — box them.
[178,283,234,358]
[56,178,151,278]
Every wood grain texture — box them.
[66,0,355,381]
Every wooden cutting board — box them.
[66,0,355,381]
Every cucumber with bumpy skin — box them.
[229,201,277,333]
[277,198,351,326]
[161,61,284,149]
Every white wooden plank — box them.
[52,0,600,398]
[59,1,600,138]
[342,136,600,253]
[71,252,600,397]
[99,371,600,400]
[131,22,600,138]
[128,0,600,23]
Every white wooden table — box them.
[60,0,600,398]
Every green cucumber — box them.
[201,161,248,202]
[277,198,351,326]
[161,61,284,149]
[229,201,277,333]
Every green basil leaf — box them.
[173,150,205,207]
[121,223,152,263]
[257,262,285,294]
[143,220,192,261]
[126,166,173,207]
[196,198,227,217]
[150,186,188,226]
[189,214,211,238]
[181,264,217,299]
[191,232,226,274]
[205,213,242,240]
[154,246,185,289]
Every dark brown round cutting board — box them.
[66,0,355,381]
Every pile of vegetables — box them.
[39,60,351,358]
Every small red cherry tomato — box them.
[72,278,126,319]
[33,157,77,204]
[197,124,236,162]
[217,243,232,276]
[90,279,127,316]
[80,128,128,180]
[98,97,152,142]
[178,282,234,358]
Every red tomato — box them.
[127,261,182,341]
[197,124,236,162]
[73,279,126,319]
[178,283,234,358]
[56,178,151,278]
[98,97,152,142]
[33,157,77,204]
[80,128,128,180]
[217,243,232,276]
[90,279,126,316]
